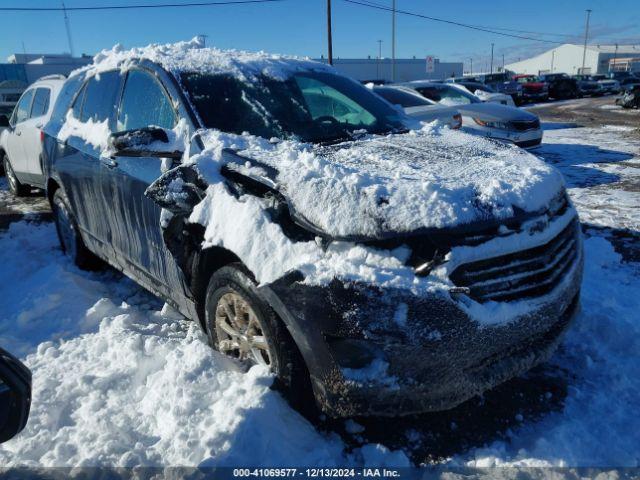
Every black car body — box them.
[476,73,523,102]
[41,42,583,417]
[538,73,579,100]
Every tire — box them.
[204,264,315,413]
[52,189,102,270]
[3,155,29,196]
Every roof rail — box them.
[37,74,67,81]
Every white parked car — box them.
[450,81,516,107]
[371,85,462,129]
[402,81,543,149]
[0,75,66,195]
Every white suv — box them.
[0,75,66,195]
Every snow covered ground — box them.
[0,124,638,468]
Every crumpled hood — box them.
[225,126,564,239]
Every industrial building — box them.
[505,43,640,75]
[316,57,463,82]
[0,53,92,86]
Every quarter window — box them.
[12,89,34,124]
[30,88,51,118]
[117,70,176,131]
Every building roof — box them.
[586,44,640,53]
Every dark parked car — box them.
[42,44,583,417]
[538,73,579,100]
[571,75,604,97]
[619,77,640,93]
[476,73,523,103]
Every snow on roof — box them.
[73,37,333,81]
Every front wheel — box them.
[204,264,314,412]
[3,155,29,196]
[52,189,102,270]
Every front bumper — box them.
[262,220,583,417]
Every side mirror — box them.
[0,348,31,443]
[0,115,9,128]
[145,164,207,215]
[110,127,184,160]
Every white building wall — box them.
[317,58,463,82]
[505,44,600,75]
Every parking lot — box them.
[0,95,638,468]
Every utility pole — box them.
[377,40,382,79]
[551,49,555,72]
[502,53,504,71]
[327,0,333,65]
[490,43,494,74]
[581,9,592,74]
[391,0,396,82]
[469,57,473,75]
[611,43,618,72]
[197,34,209,47]
[62,1,74,57]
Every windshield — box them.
[413,84,480,106]
[373,87,432,107]
[180,70,407,143]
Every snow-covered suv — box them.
[42,39,583,417]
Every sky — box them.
[1,0,639,71]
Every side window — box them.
[79,71,122,126]
[71,84,87,119]
[117,70,176,131]
[12,89,34,125]
[30,88,51,118]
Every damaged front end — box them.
[145,150,583,418]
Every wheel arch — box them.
[46,177,61,208]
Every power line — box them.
[343,0,566,44]
[0,0,284,12]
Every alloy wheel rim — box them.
[215,292,272,367]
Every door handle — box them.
[100,157,118,169]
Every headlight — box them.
[473,118,510,130]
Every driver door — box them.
[106,68,189,299]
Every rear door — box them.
[107,67,189,297]
[5,89,34,176]
[21,87,50,179]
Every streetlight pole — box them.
[581,9,592,74]
[391,0,396,82]
[469,57,473,75]
[502,53,504,71]
[490,43,494,74]
[611,43,618,73]
[551,49,555,72]
[327,0,333,65]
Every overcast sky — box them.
[1,0,639,70]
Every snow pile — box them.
[0,221,409,467]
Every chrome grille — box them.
[450,219,579,303]
[510,119,540,131]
